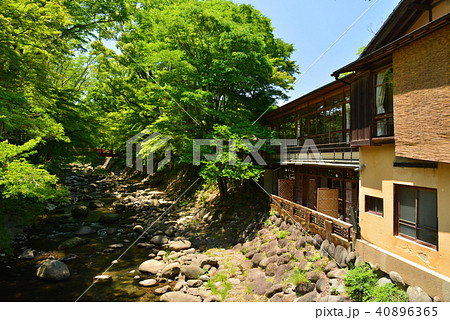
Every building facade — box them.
[267,0,450,299]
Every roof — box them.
[332,0,450,77]
[265,79,349,121]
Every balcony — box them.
[266,141,359,168]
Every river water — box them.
[0,198,163,302]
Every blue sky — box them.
[232,0,401,104]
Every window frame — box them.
[394,184,438,250]
[373,67,394,138]
[365,195,384,216]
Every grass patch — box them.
[344,264,409,302]
[277,230,291,239]
[305,252,322,262]
[288,269,310,286]
[206,272,232,301]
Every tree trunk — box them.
[217,177,228,200]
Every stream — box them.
[0,167,172,302]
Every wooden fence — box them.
[271,195,354,248]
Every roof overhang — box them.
[332,12,450,78]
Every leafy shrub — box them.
[288,269,309,286]
[277,230,291,239]
[344,264,378,301]
[371,283,409,302]
[344,264,409,302]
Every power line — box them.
[294,0,381,84]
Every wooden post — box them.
[325,220,333,242]
[305,211,310,232]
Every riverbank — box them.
[0,161,425,302]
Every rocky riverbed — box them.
[0,163,434,302]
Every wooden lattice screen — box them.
[317,188,339,218]
[278,179,294,202]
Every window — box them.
[365,195,383,216]
[374,68,394,137]
[395,185,438,248]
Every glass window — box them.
[396,185,438,248]
[365,195,383,216]
[375,68,393,115]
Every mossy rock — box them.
[58,237,89,250]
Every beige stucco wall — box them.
[359,144,450,277]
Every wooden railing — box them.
[271,194,354,248]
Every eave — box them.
[332,12,450,78]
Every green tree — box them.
[89,0,298,198]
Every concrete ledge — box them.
[356,239,450,301]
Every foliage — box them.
[371,283,409,302]
[206,271,232,301]
[277,230,291,239]
[88,0,299,199]
[344,264,408,302]
[288,269,309,286]
[344,264,378,301]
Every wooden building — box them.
[267,0,450,299]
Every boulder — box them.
[187,280,202,288]
[259,256,278,269]
[295,290,319,302]
[74,226,96,236]
[334,245,348,267]
[327,269,347,280]
[59,253,79,262]
[164,226,176,237]
[18,249,35,260]
[377,277,393,286]
[247,268,266,282]
[354,256,365,268]
[277,254,290,266]
[270,292,296,302]
[139,279,157,287]
[150,235,169,246]
[71,205,89,217]
[407,286,431,302]
[316,277,329,293]
[306,271,321,283]
[313,234,323,249]
[345,251,357,266]
[265,262,278,277]
[245,249,257,260]
[250,277,271,295]
[138,259,166,275]
[94,275,112,281]
[88,200,105,209]
[389,271,406,290]
[295,282,315,295]
[168,240,191,251]
[58,237,89,250]
[278,238,289,248]
[155,285,171,295]
[265,284,283,298]
[159,292,202,302]
[200,257,219,268]
[36,259,70,281]
[251,253,265,267]
[99,214,119,223]
[322,260,336,272]
[161,263,181,278]
[133,225,144,234]
[295,237,306,249]
[327,243,336,259]
[181,265,204,280]
[319,239,330,257]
